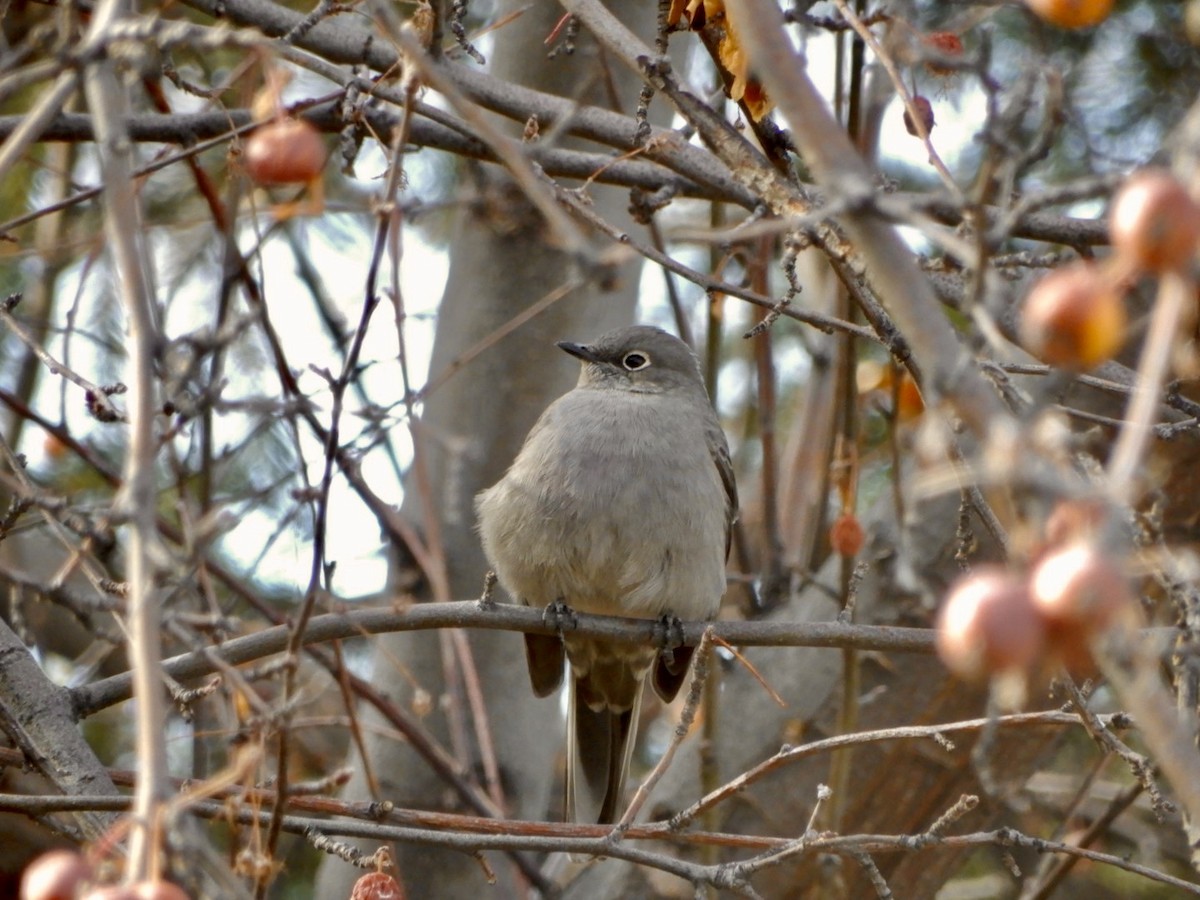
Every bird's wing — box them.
[708,421,738,559]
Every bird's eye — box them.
[622,351,650,371]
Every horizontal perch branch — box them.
[73,600,936,715]
[71,600,1177,717]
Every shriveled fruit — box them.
[1024,0,1113,29]
[1019,263,1126,369]
[243,118,327,186]
[19,849,92,900]
[936,568,1044,680]
[1110,169,1200,274]
[350,871,406,900]
[829,511,865,558]
[903,96,935,137]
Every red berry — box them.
[19,850,92,900]
[243,119,327,186]
[936,568,1044,680]
[1030,542,1132,632]
[829,512,865,558]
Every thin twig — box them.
[81,0,170,881]
[1107,270,1193,503]
[0,296,126,423]
[829,0,959,195]
[614,628,715,833]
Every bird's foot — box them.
[653,612,686,667]
[542,598,578,634]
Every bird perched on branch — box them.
[476,325,736,824]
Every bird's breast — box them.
[478,389,727,619]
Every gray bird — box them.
[476,325,736,824]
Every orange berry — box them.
[1019,263,1126,369]
[1024,0,1113,29]
[895,372,924,421]
[1110,169,1200,274]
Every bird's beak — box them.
[557,341,600,364]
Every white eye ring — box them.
[622,351,651,371]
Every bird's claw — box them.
[653,613,686,666]
[542,598,578,634]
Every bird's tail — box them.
[566,676,643,824]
